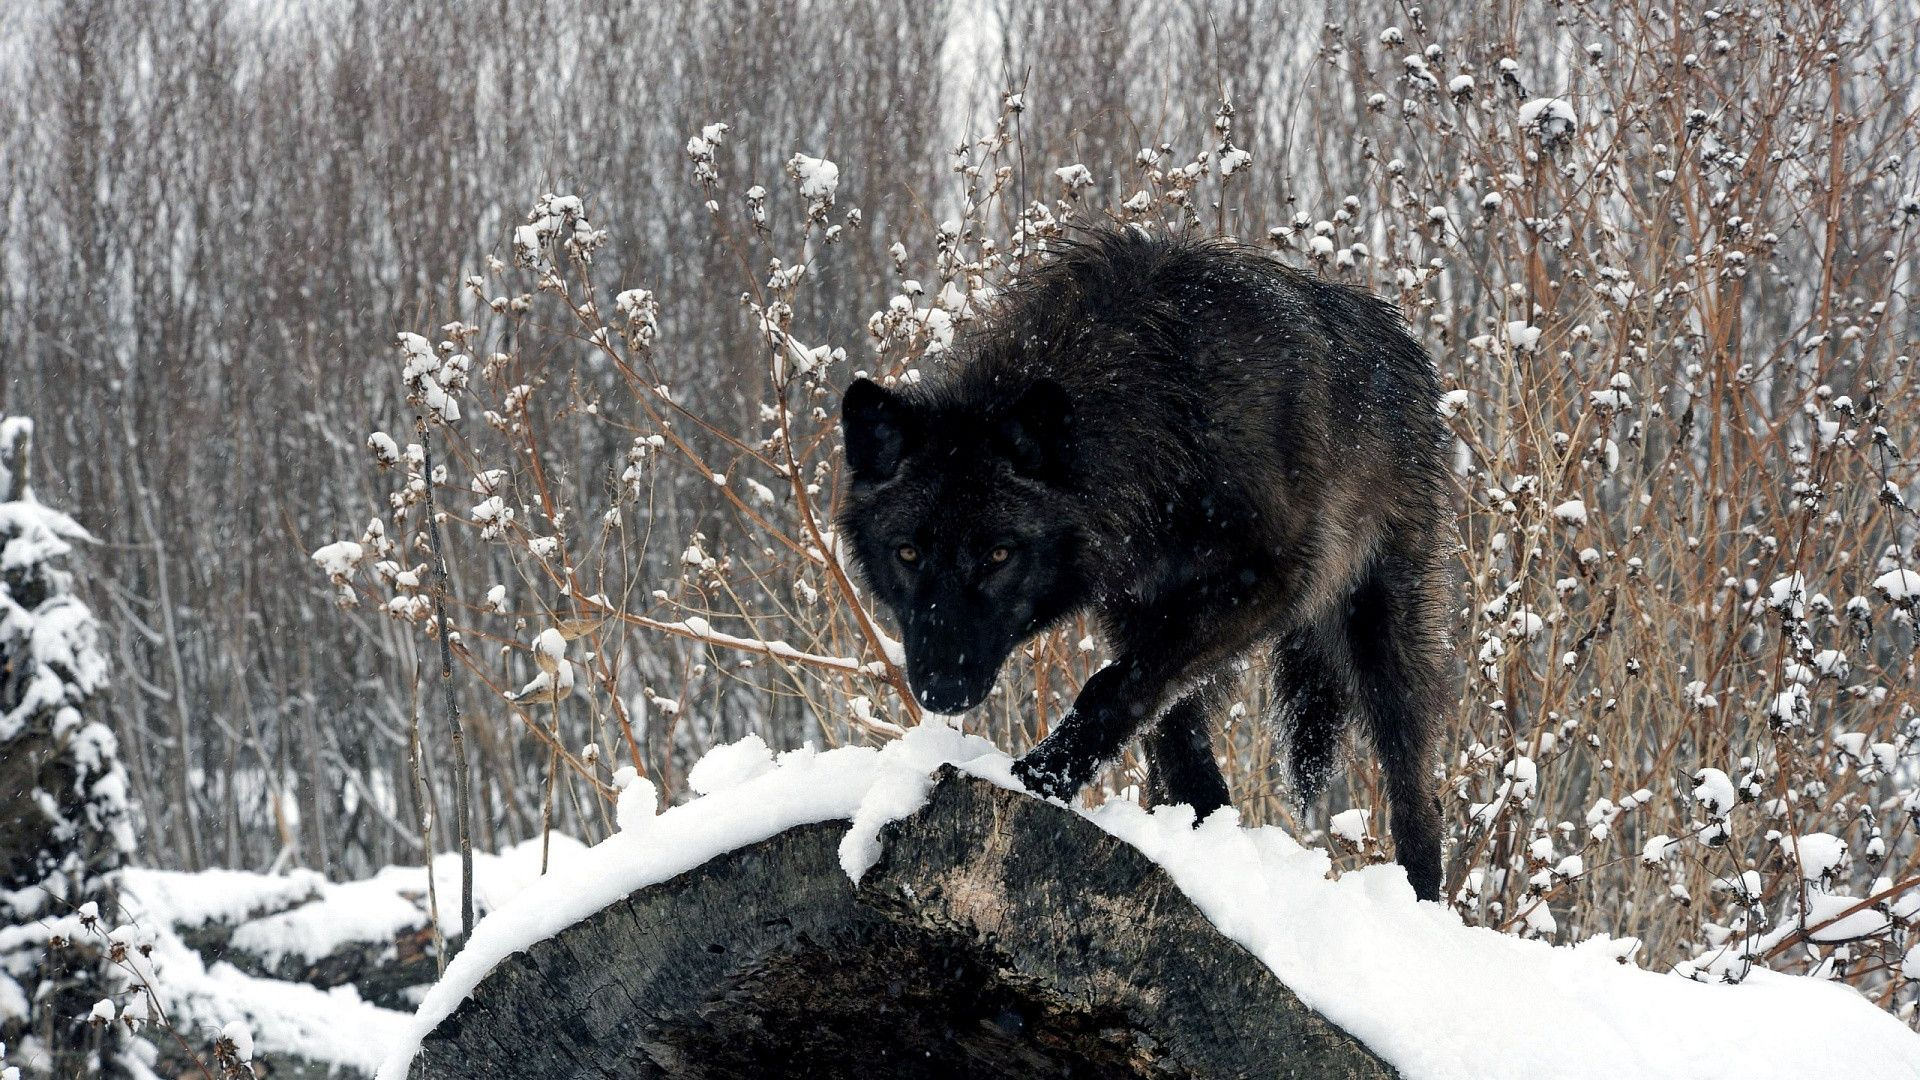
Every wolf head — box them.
[837,376,1085,713]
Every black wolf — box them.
[837,228,1453,901]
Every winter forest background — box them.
[5,0,1920,1072]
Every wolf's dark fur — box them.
[838,228,1454,901]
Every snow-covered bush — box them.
[1281,3,1920,1018]
[315,2,1920,1026]
[0,419,139,1076]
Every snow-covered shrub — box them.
[317,2,1920,1026]
[1290,2,1920,1020]
[0,419,140,1076]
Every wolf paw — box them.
[1011,745,1089,803]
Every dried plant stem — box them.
[541,701,559,875]
[408,691,447,977]
[419,418,475,945]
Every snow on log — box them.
[381,725,1920,1080]
[404,767,1391,1079]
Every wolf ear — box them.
[841,378,916,482]
[998,379,1074,485]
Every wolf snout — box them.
[906,672,990,714]
[912,683,986,714]
[905,650,995,714]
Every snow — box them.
[1872,568,1920,601]
[685,732,775,795]
[1550,499,1587,526]
[1641,834,1678,864]
[1470,756,1537,823]
[124,835,589,963]
[1503,320,1542,352]
[367,431,400,467]
[123,923,405,1076]
[1815,651,1852,680]
[0,501,92,572]
[0,972,27,1022]
[396,332,463,424]
[785,154,840,204]
[1691,768,1737,818]
[470,494,513,539]
[1329,807,1371,844]
[229,878,430,970]
[378,725,1920,1080]
[506,653,572,703]
[614,771,659,833]
[532,627,566,669]
[1519,97,1577,140]
[1766,572,1809,618]
[1054,163,1094,190]
[95,833,607,1077]
[45,876,413,1078]
[1801,893,1890,944]
[1402,54,1439,89]
[614,288,659,348]
[0,501,111,742]
[1,601,110,742]
[839,757,946,881]
[220,1020,254,1063]
[1787,832,1848,883]
[309,540,363,581]
[512,193,602,273]
[120,867,325,929]
[1770,683,1809,725]
[656,612,888,680]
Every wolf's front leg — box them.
[1011,657,1166,802]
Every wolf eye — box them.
[988,546,1012,564]
[897,544,919,565]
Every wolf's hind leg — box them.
[1142,675,1231,819]
[1269,621,1353,807]
[1346,545,1450,902]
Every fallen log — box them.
[385,727,1920,1080]
[410,767,1395,1079]
[122,867,439,1011]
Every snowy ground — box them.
[116,836,587,1075]
[375,722,1920,1080]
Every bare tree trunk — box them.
[128,449,203,872]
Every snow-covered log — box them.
[121,866,439,1013]
[381,725,1920,1080]
[106,837,590,1076]
[404,766,1394,1079]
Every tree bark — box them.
[411,768,1398,1079]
